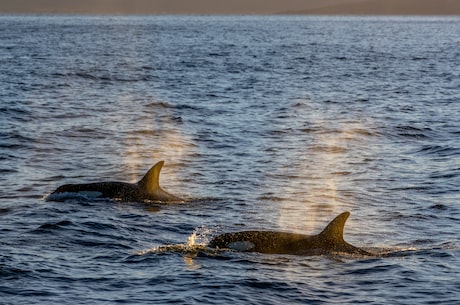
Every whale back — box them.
[208,212,370,256]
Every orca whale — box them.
[50,161,182,203]
[208,212,370,256]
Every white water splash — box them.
[136,225,215,256]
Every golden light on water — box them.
[116,95,195,190]
[277,101,375,233]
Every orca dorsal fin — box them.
[318,211,350,243]
[137,161,164,194]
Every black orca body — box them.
[209,212,370,256]
[51,161,181,203]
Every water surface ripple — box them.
[0,15,459,304]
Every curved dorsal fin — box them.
[318,211,350,243]
[137,161,164,194]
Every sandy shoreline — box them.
[1,0,460,15]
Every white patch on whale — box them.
[228,241,255,251]
[78,191,103,198]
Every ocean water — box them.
[1,15,459,304]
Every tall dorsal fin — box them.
[318,211,350,243]
[137,161,164,194]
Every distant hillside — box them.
[285,0,460,15]
[0,0,459,15]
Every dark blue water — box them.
[1,15,459,304]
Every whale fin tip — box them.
[318,211,350,243]
[138,161,164,194]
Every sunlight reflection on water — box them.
[277,98,378,234]
[2,15,459,305]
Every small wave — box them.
[82,221,118,232]
[416,145,459,157]
[0,207,12,215]
[0,168,17,174]
[0,106,34,119]
[145,101,175,109]
[301,126,379,138]
[175,103,204,111]
[1,132,36,147]
[428,204,449,211]
[0,264,32,279]
[33,220,74,233]
[257,195,287,202]
[374,242,459,258]
[331,171,352,176]
[241,279,294,289]
[126,129,161,136]
[394,125,435,139]
[411,56,429,61]
[64,71,150,83]
[308,145,347,154]
[346,128,379,137]
[429,170,459,179]
[73,127,99,133]
[75,72,101,81]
